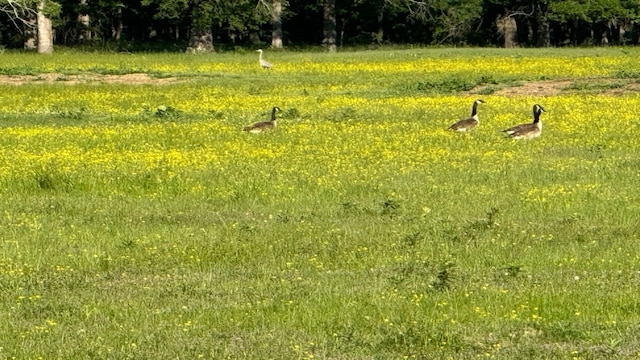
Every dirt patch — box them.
[491,80,573,96]
[0,73,179,85]
[467,78,640,96]
[3,74,639,95]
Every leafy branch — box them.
[0,0,39,33]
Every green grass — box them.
[0,48,640,359]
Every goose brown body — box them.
[504,104,545,140]
[243,107,281,133]
[448,99,485,132]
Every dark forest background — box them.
[2,0,640,53]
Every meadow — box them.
[0,47,639,359]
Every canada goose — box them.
[448,99,485,132]
[256,49,272,69]
[243,107,281,133]
[503,104,545,140]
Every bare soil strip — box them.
[491,80,574,96]
[469,79,640,96]
[1,74,638,95]
[0,73,179,85]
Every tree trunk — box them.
[112,21,122,40]
[271,0,283,48]
[112,7,122,40]
[78,0,91,41]
[374,5,384,44]
[536,16,550,47]
[570,19,578,45]
[322,0,337,52]
[37,1,54,53]
[186,29,214,53]
[497,15,517,48]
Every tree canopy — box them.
[1,0,639,51]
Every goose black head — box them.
[533,104,546,113]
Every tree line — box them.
[2,0,640,53]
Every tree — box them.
[271,0,283,48]
[496,13,519,47]
[37,0,53,52]
[0,0,59,52]
[323,0,336,51]
[77,0,90,41]
[140,0,278,51]
[534,1,552,47]
[388,0,483,44]
[619,0,640,43]
[252,0,290,47]
[482,0,535,47]
[5,0,640,49]
[187,1,215,52]
[1,0,38,48]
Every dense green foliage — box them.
[2,0,640,50]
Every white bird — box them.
[243,107,281,133]
[256,49,272,69]
[503,104,546,140]
[448,99,485,132]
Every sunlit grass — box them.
[0,48,639,359]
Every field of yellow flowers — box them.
[0,47,639,359]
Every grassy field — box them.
[0,47,639,359]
